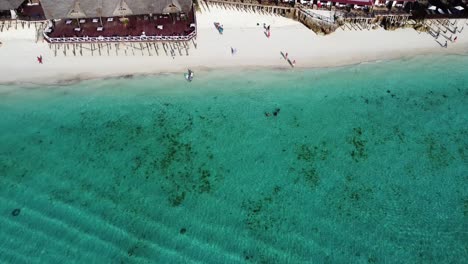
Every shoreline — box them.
[1,52,466,88]
[1,6,467,86]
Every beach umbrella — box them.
[428,5,436,11]
[162,0,182,14]
[113,0,133,17]
[67,0,87,29]
[113,0,133,27]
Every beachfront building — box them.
[306,0,417,13]
[0,0,23,20]
[373,0,415,9]
[40,0,196,43]
[0,0,45,21]
[299,0,374,8]
[333,0,374,11]
[1,0,46,32]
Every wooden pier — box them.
[204,0,297,17]
[0,19,45,32]
[46,39,196,58]
[203,0,418,34]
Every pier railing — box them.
[206,0,295,9]
[43,29,197,43]
[205,0,296,12]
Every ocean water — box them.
[0,55,467,264]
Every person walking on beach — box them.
[285,52,288,59]
[444,40,448,48]
[453,36,458,43]
[37,55,43,64]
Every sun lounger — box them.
[74,27,81,32]
[97,27,103,31]
[65,20,72,25]
[79,19,85,23]
[92,18,98,23]
[107,17,113,22]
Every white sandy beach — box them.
[0,4,467,84]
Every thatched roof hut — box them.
[40,0,192,20]
[0,0,24,11]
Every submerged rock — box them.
[11,208,21,217]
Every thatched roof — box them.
[40,0,192,20]
[0,0,24,11]
[113,0,133,16]
[67,0,86,18]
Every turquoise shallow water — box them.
[0,55,467,263]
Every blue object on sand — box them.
[214,22,223,34]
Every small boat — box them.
[185,69,194,82]
[214,22,223,34]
